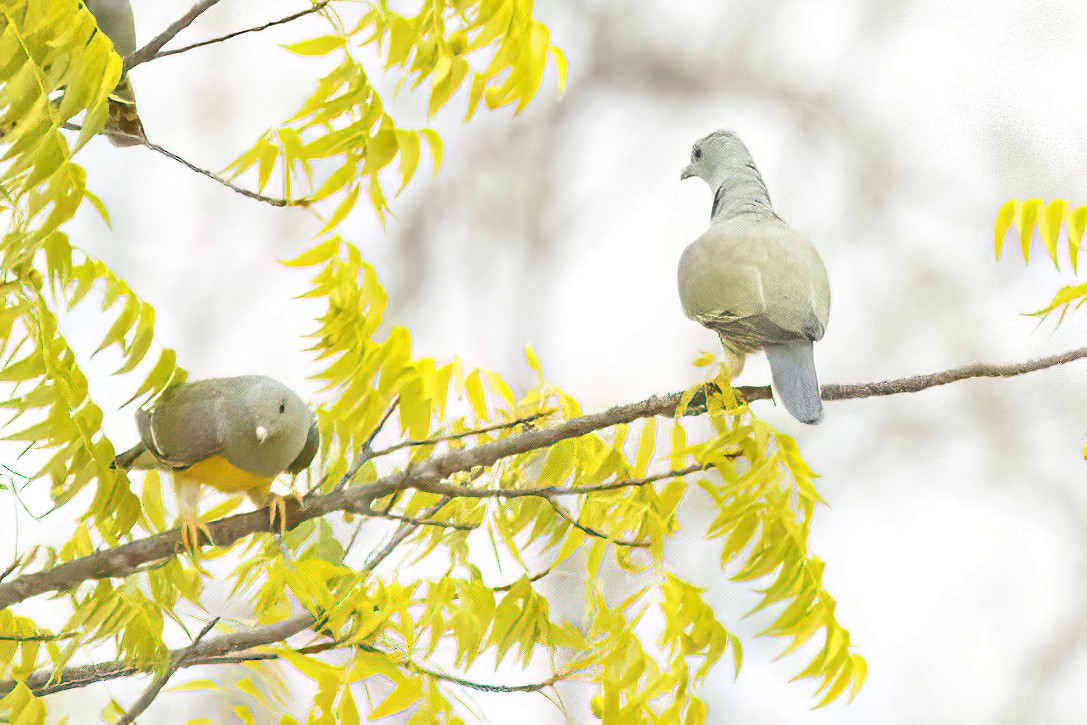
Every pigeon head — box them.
[680,130,757,188]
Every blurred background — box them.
[4,0,1087,722]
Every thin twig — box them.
[10,614,316,698]
[363,497,451,571]
[356,503,476,531]
[406,659,584,694]
[149,0,336,62]
[126,0,224,71]
[141,139,309,207]
[62,120,309,207]
[369,410,553,460]
[545,499,649,548]
[410,464,710,501]
[493,568,552,592]
[118,617,220,725]
[329,396,401,495]
[0,632,78,642]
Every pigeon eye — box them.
[692,148,702,161]
[279,402,286,414]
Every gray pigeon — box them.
[678,130,830,424]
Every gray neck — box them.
[710,164,777,222]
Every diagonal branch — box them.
[118,617,220,725]
[149,0,336,63]
[126,0,224,71]
[368,410,552,460]
[1,346,1083,610]
[4,623,581,699]
[141,139,309,207]
[544,499,649,548]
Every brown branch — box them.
[125,0,224,72]
[148,0,336,63]
[818,345,1087,399]
[2,346,1081,611]
[10,634,579,700]
[118,617,220,725]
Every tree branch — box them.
[368,410,552,461]
[818,345,1087,399]
[3,508,422,700]
[141,140,309,208]
[118,617,219,725]
[545,499,649,548]
[2,346,1081,610]
[149,0,336,63]
[328,395,400,495]
[355,502,477,531]
[4,628,580,699]
[125,0,224,72]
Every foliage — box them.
[226,0,567,225]
[995,198,1087,320]
[0,2,862,723]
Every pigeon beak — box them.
[680,165,694,181]
[256,425,269,444]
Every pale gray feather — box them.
[679,129,831,424]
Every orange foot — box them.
[268,493,305,535]
[248,491,303,536]
[177,515,215,556]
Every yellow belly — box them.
[175,455,273,494]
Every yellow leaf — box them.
[420,128,443,174]
[168,679,222,693]
[465,370,488,420]
[141,470,165,532]
[284,35,346,56]
[1016,198,1042,262]
[369,677,423,719]
[1068,206,1087,273]
[550,46,568,95]
[692,352,715,368]
[281,237,342,267]
[394,129,421,194]
[1040,199,1067,268]
[553,527,587,566]
[232,705,255,725]
[633,419,656,477]
[994,199,1016,259]
[524,344,544,381]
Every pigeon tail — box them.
[764,341,823,424]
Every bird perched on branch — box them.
[86,0,147,146]
[678,130,831,424]
[113,376,320,552]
